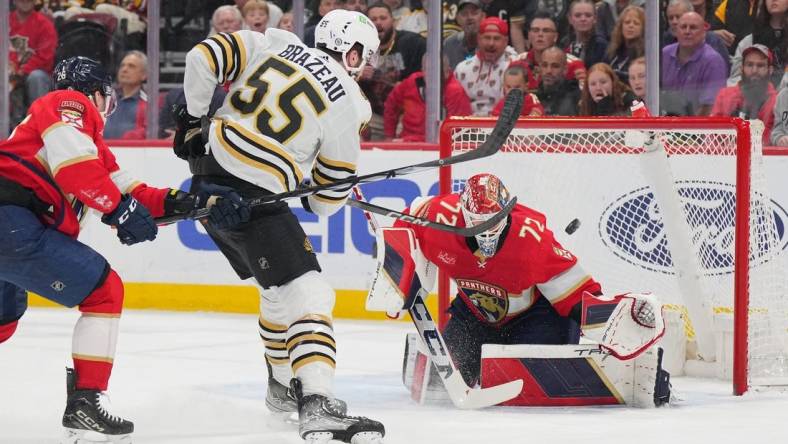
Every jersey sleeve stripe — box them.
[41,121,69,138]
[207,37,230,83]
[213,34,235,83]
[109,169,141,194]
[230,31,247,82]
[316,154,356,174]
[223,121,303,184]
[196,42,219,79]
[537,264,593,305]
[223,32,244,82]
[51,154,99,177]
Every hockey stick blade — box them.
[345,195,517,237]
[409,293,523,409]
[154,89,523,225]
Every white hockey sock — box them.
[287,314,336,397]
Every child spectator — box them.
[242,0,269,33]
[491,65,544,117]
[579,62,638,116]
[627,56,646,101]
[278,11,294,32]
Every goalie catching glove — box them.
[580,291,666,360]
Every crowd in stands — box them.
[6,0,788,146]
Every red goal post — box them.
[438,116,788,395]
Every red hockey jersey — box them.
[0,90,167,238]
[395,194,601,326]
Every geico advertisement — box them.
[78,146,788,295]
[77,148,440,290]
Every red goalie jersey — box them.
[395,194,601,326]
[0,90,168,238]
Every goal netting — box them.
[438,116,788,394]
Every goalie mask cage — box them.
[438,116,788,395]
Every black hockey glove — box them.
[195,183,252,230]
[163,188,200,217]
[172,104,206,160]
[102,195,158,245]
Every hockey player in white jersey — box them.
[175,9,384,444]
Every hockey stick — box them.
[353,186,524,409]
[154,89,524,226]
[345,194,517,236]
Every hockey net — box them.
[438,116,788,395]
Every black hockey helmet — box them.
[53,56,113,99]
[53,56,116,116]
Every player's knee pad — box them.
[259,270,335,325]
[79,269,124,315]
[0,320,19,344]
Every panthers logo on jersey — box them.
[456,278,508,323]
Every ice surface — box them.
[2,308,787,444]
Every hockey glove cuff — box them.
[102,195,158,245]
[196,183,251,230]
[172,104,206,160]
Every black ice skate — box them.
[267,377,349,415]
[291,378,385,444]
[61,368,134,443]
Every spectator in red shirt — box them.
[9,0,57,119]
[384,56,472,141]
[491,65,544,117]
[712,44,778,144]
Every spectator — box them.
[728,0,788,87]
[103,51,147,139]
[535,46,581,116]
[579,62,638,116]
[661,11,727,116]
[603,5,644,84]
[277,11,294,32]
[304,0,341,47]
[491,65,544,117]
[663,0,731,74]
[344,0,369,13]
[242,0,269,33]
[209,4,244,35]
[710,0,759,54]
[478,0,536,54]
[518,10,586,90]
[8,0,57,123]
[64,1,147,35]
[360,2,427,139]
[595,0,645,42]
[691,0,717,23]
[627,56,646,101]
[562,0,608,69]
[712,44,777,144]
[384,0,410,25]
[443,0,485,70]
[235,0,282,31]
[772,86,788,145]
[397,1,427,36]
[383,56,471,141]
[454,16,517,116]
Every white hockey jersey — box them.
[184,29,371,216]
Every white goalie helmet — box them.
[460,174,512,258]
[315,9,380,77]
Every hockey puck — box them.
[565,218,581,235]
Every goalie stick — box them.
[353,186,524,409]
[154,89,524,225]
